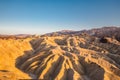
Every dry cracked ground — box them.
[0,34,120,80]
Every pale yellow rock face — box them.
[0,35,120,80]
[0,38,33,79]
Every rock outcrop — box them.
[0,27,120,80]
[16,35,120,80]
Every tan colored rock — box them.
[0,35,120,80]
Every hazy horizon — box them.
[0,0,120,34]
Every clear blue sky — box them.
[0,0,120,34]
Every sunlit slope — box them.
[0,38,33,80]
[16,35,120,80]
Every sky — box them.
[0,0,120,34]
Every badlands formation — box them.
[0,27,120,80]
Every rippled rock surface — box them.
[0,27,120,80]
[16,35,120,80]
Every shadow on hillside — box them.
[66,69,74,80]
[15,39,37,79]
[79,56,105,80]
[15,50,36,79]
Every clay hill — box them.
[0,27,120,80]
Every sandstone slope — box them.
[15,35,120,80]
[0,38,33,80]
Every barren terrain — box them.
[0,27,120,80]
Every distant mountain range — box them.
[43,26,120,41]
[44,26,120,35]
[0,26,120,41]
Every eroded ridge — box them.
[16,35,120,80]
